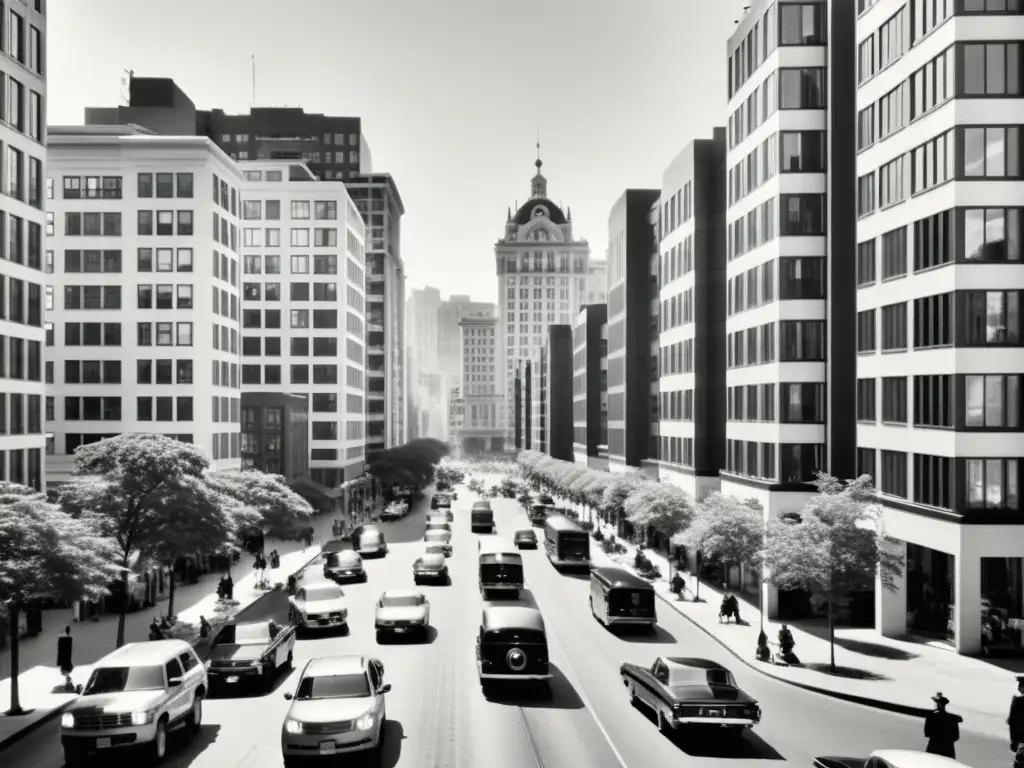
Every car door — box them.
[178,651,201,702]
[367,662,384,716]
[293,589,307,620]
[164,658,187,720]
[649,663,671,714]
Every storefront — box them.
[981,556,1024,653]
[905,543,956,643]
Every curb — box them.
[652,589,932,719]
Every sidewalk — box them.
[0,510,338,750]
[588,519,1015,738]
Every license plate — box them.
[96,737,112,749]
[394,627,407,633]
[226,676,239,683]
[319,741,336,755]
[708,709,722,716]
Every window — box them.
[964,291,1020,344]
[911,130,954,194]
[291,201,310,219]
[879,154,910,208]
[881,377,908,423]
[177,210,194,236]
[779,3,826,45]
[881,227,907,279]
[963,126,1022,178]
[315,201,337,220]
[857,447,876,482]
[878,80,910,140]
[780,320,825,361]
[858,103,875,150]
[155,173,174,198]
[965,374,1021,428]
[291,255,309,274]
[780,383,826,423]
[962,42,1023,96]
[857,379,876,421]
[915,209,955,270]
[965,459,1019,510]
[779,444,826,483]
[778,257,825,299]
[857,309,876,352]
[914,455,951,510]
[778,68,826,109]
[881,303,908,350]
[915,375,953,428]
[176,173,193,198]
[780,194,826,235]
[964,208,1022,262]
[880,450,908,498]
[156,211,173,235]
[779,131,826,172]
[857,240,876,285]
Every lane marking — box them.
[517,704,546,768]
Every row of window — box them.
[0,211,44,270]
[4,141,44,208]
[241,200,338,221]
[0,392,42,436]
[724,440,827,484]
[242,253,353,276]
[242,308,342,330]
[857,373,1020,428]
[0,274,43,327]
[727,320,824,367]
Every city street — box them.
[5,485,1010,767]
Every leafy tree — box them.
[369,439,450,492]
[763,473,903,670]
[206,470,310,544]
[60,433,211,647]
[600,477,643,531]
[624,483,693,543]
[0,486,120,714]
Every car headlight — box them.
[131,710,154,726]
[61,713,75,729]
[355,713,375,731]
[284,719,303,734]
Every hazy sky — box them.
[47,0,739,304]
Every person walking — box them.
[924,692,962,759]
[199,616,213,640]
[1008,676,1024,766]
[56,626,74,691]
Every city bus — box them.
[543,515,590,570]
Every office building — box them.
[455,310,504,454]
[0,1,47,489]
[447,387,464,445]
[587,260,608,305]
[237,160,367,488]
[606,189,660,472]
[545,324,574,461]
[438,294,495,439]
[854,0,1024,654]
[45,126,244,484]
[406,286,444,440]
[573,304,608,466]
[240,392,308,483]
[496,153,591,447]
[657,131,728,501]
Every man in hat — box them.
[1008,676,1024,764]
[924,692,962,758]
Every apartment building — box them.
[455,311,504,454]
[45,127,244,483]
[237,160,367,488]
[573,304,608,466]
[656,131,728,502]
[0,0,47,489]
[239,392,309,483]
[854,0,1024,654]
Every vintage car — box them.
[281,656,390,763]
[380,503,407,522]
[374,591,431,641]
[413,552,449,584]
[517,493,532,509]
[532,494,555,508]
[620,656,760,734]
[351,525,389,557]
[425,518,452,535]
[813,751,972,768]
[60,640,207,765]
[476,605,551,694]
[323,550,366,583]
[206,620,296,691]
[288,583,349,634]
[431,493,452,510]
[423,529,453,557]
[513,529,538,549]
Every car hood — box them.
[209,644,266,662]
[669,684,753,704]
[71,690,164,714]
[303,599,348,613]
[376,606,427,622]
[288,698,375,724]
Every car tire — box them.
[373,715,388,764]
[63,746,87,767]
[186,692,203,734]
[285,650,293,670]
[151,718,168,762]
[283,758,302,768]
[413,577,420,586]
[376,629,385,644]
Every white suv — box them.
[60,639,207,765]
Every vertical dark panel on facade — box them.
[524,361,532,451]
[827,0,858,481]
[546,325,574,461]
[587,304,607,457]
[514,369,522,451]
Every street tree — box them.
[763,473,903,670]
[0,487,120,715]
[624,483,694,544]
[369,439,450,492]
[59,433,211,647]
[206,470,310,546]
[600,477,643,531]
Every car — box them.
[281,656,390,765]
[476,605,551,695]
[413,552,449,584]
[60,640,207,766]
[533,494,555,507]
[424,543,446,558]
[375,591,431,641]
[206,620,296,692]
[431,494,452,510]
[425,519,452,535]
[288,583,349,634]
[813,751,973,768]
[620,656,760,736]
[380,502,408,521]
[352,525,389,557]
[513,529,538,549]
[324,550,366,583]
[424,529,453,556]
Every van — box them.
[475,606,551,696]
[589,566,657,628]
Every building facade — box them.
[529,347,547,454]
[406,286,444,440]
[545,324,574,461]
[240,392,309,483]
[438,294,495,441]
[606,189,660,472]
[587,260,608,305]
[456,311,504,454]
[0,1,47,489]
[496,156,591,447]
[236,160,367,488]
[573,304,608,465]
[45,126,244,484]
[657,131,728,502]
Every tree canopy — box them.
[206,470,310,542]
[676,492,764,567]
[623,482,694,539]
[369,438,450,490]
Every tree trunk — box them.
[166,568,176,620]
[5,599,23,715]
[828,599,836,671]
[116,568,129,648]
[758,575,764,632]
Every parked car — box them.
[620,656,760,736]
[60,640,208,766]
[813,751,972,768]
[431,494,452,510]
[513,529,538,549]
[281,656,390,764]
[206,620,296,692]
[413,553,449,585]
[375,591,431,641]
[288,584,349,634]
[323,550,366,583]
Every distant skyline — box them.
[47,0,740,302]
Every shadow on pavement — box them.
[803,663,889,681]
[672,728,785,760]
[483,663,585,711]
[376,626,438,645]
[613,624,678,644]
[155,723,221,766]
[792,621,920,661]
[380,718,405,768]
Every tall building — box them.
[407,286,441,373]
[240,392,309,483]
[0,1,47,489]
[573,304,608,467]
[606,189,660,472]
[854,0,1024,655]
[545,324,574,461]
[496,153,591,447]
[45,126,243,484]
[455,310,504,454]
[236,160,367,489]
[586,260,608,305]
[437,294,493,438]
[657,131,728,502]
[346,174,405,458]
[529,346,547,454]
[406,287,443,440]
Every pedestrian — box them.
[671,572,685,601]
[1008,676,1024,765]
[148,617,164,641]
[924,692,962,758]
[56,626,74,691]
[199,615,212,639]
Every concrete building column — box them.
[876,539,907,638]
[954,552,982,655]
[762,580,779,620]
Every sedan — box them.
[282,656,390,765]
[620,656,760,735]
[207,620,296,691]
[413,553,449,585]
[514,529,538,549]
[375,591,430,641]
[323,550,366,583]
[288,584,349,634]
[813,751,972,768]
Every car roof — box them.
[380,589,424,600]
[331,550,361,560]
[663,657,727,672]
[515,529,536,536]
[592,566,652,590]
[99,640,192,666]
[304,655,370,677]
[302,582,343,595]
[482,605,545,632]
[868,750,968,767]
[544,515,583,532]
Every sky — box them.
[47,0,740,305]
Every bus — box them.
[477,537,524,598]
[589,566,657,629]
[543,515,590,570]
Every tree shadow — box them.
[834,637,918,661]
[376,626,438,645]
[612,625,678,644]
[803,663,889,681]
[482,663,584,711]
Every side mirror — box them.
[379,683,391,694]
[168,678,182,687]
[284,692,293,700]
[76,684,83,694]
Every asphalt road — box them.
[5,482,1010,767]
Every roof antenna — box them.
[535,125,542,173]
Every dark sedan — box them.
[513,529,538,549]
[413,553,449,584]
[323,550,367,583]
[206,619,296,692]
[620,656,760,735]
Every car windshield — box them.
[358,531,383,544]
[516,531,535,538]
[327,552,360,566]
[305,585,343,601]
[295,673,370,700]
[381,594,423,608]
[419,554,445,566]
[83,666,164,694]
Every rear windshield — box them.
[381,594,423,608]
[358,531,384,544]
[84,666,164,694]
[557,531,589,553]
[305,585,343,601]
[214,623,271,645]
[483,628,546,644]
[326,552,360,567]
[608,588,656,613]
[425,531,449,542]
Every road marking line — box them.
[517,704,546,768]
